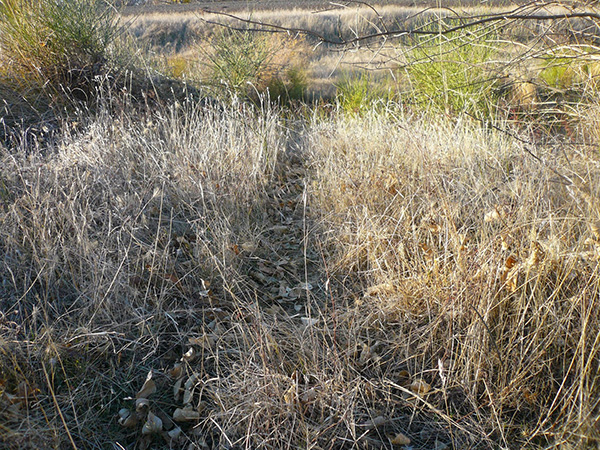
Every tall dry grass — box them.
[2,2,600,449]
[0,94,284,449]
[1,93,599,448]
[307,106,600,449]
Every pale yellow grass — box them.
[1,92,599,448]
[307,107,600,449]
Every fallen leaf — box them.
[136,398,150,413]
[360,415,388,430]
[188,335,212,347]
[173,406,201,422]
[526,241,545,269]
[422,218,441,233]
[118,408,138,427]
[396,370,411,386]
[420,243,435,265]
[301,317,318,327]
[409,379,431,395]
[504,255,518,270]
[173,377,184,401]
[501,234,510,251]
[278,282,290,298]
[283,385,297,405]
[484,209,501,223]
[183,386,193,405]
[390,432,411,446]
[181,347,196,362]
[142,411,163,435]
[168,427,182,441]
[137,372,156,399]
[183,374,199,404]
[296,282,313,291]
[168,363,183,379]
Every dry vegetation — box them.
[1,1,600,449]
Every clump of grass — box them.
[335,71,395,115]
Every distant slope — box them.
[123,0,513,15]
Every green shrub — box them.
[403,23,498,117]
[0,0,120,104]
[206,28,274,98]
[335,71,394,115]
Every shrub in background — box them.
[335,71,395,115]
[403,23,498,117]
[205,28,274,98]
[204,30,309,103]
[0,0,121,107]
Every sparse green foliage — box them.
[206,28,274,97]
[335,71,394,114]
[404,23,498,116]
[0,0,120,103]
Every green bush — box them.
[403,23,498,117]
[0,0,120,104]
[206,28,274,98]
[335,71,394,115]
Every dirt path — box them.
[240,125,325,317]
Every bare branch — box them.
[198,1,600,46]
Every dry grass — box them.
[0,94,284,449]
[307,107,600,447]
[2,2,600,449]
[1,89,600,449]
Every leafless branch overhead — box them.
[198,0,600,46]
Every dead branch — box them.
[198,0,600,46]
